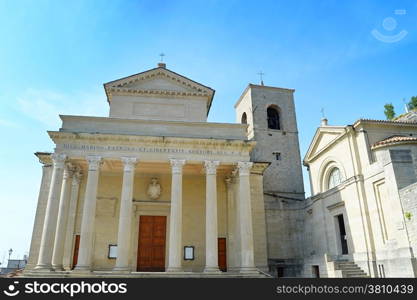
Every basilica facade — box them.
[24,63,417,278]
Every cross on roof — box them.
[321,108,326,118]
[159,53,165,62]
[257,71,265,85]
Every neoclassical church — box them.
[24,63,417,278]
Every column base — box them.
[112,267,131,273]
[203,266,221,273]
[52,264,65,271]
[166,267,183,272]
[34,264,54,272]
[227,267,240,273]
[239,266,258,274]
[73,265,92,273]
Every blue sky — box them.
[0,0,416,264]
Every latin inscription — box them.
[60,144,244,156]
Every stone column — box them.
[63,170,82,270]
[74,155,102,271]
[35,153,67,271]
[204,160,221,273]
[225,176,237,271]
[237,162,256,273]
[167,159,186,272]
[114,157,138,271]
[51,164,74,270]
[26,161,53,270]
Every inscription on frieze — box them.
[60,144,244,156]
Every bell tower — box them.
[235,83,305,276]
[235,83,304,197]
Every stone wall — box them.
[400,182,417,255]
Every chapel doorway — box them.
[336,214,349,255]
[137,215,167,272]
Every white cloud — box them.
[16,88,109,128]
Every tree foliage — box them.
[407,96,417,111]
[384,103,396,120]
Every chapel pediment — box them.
[304,126,345,163]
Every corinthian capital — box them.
[51,153,67,169]
[170,159,186,174]
[121,157,138,172]
[86,155,102,171]
[237,162,253,176]
[204,160,220,175]
[63,164,75,180]
[72,170,83,185]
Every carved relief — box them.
[147,178,162,200]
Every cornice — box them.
[309,175,363,201]
[234,83,295,108]
[353,119,417,128]
[60,115,247,130]
[250,162,271,175]
[106,87,209,99]
[35,152,52,165]
[47,131,256,152]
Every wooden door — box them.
[137,216,167,272]
[71,235,80,270]
[218,237,227,272]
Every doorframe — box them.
[333,212,351,258]
[327,202,353,260]
[132,203,171,272]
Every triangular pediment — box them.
[104,67,214,105]
[304,126,346,164]
[121,76,196,93]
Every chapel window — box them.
[327,167,343,190]
[267,106,280,130]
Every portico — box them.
[30,149,264,275]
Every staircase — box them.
[335,261,369,278]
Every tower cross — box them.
[257,71,265,85]
[159,53,165,62]
[321,108,326,118]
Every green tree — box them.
[407,96,417,111]
[384,103,396,120]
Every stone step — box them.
[343,271,367,275]
[335,260,369,278]
[337,262,356,266]
[340,267,362,271]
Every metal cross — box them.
[321,108,326,118]
[159,53,165,62]
[257,71,265,85]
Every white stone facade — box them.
[303,118,417,277]
[25,64,269,277]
